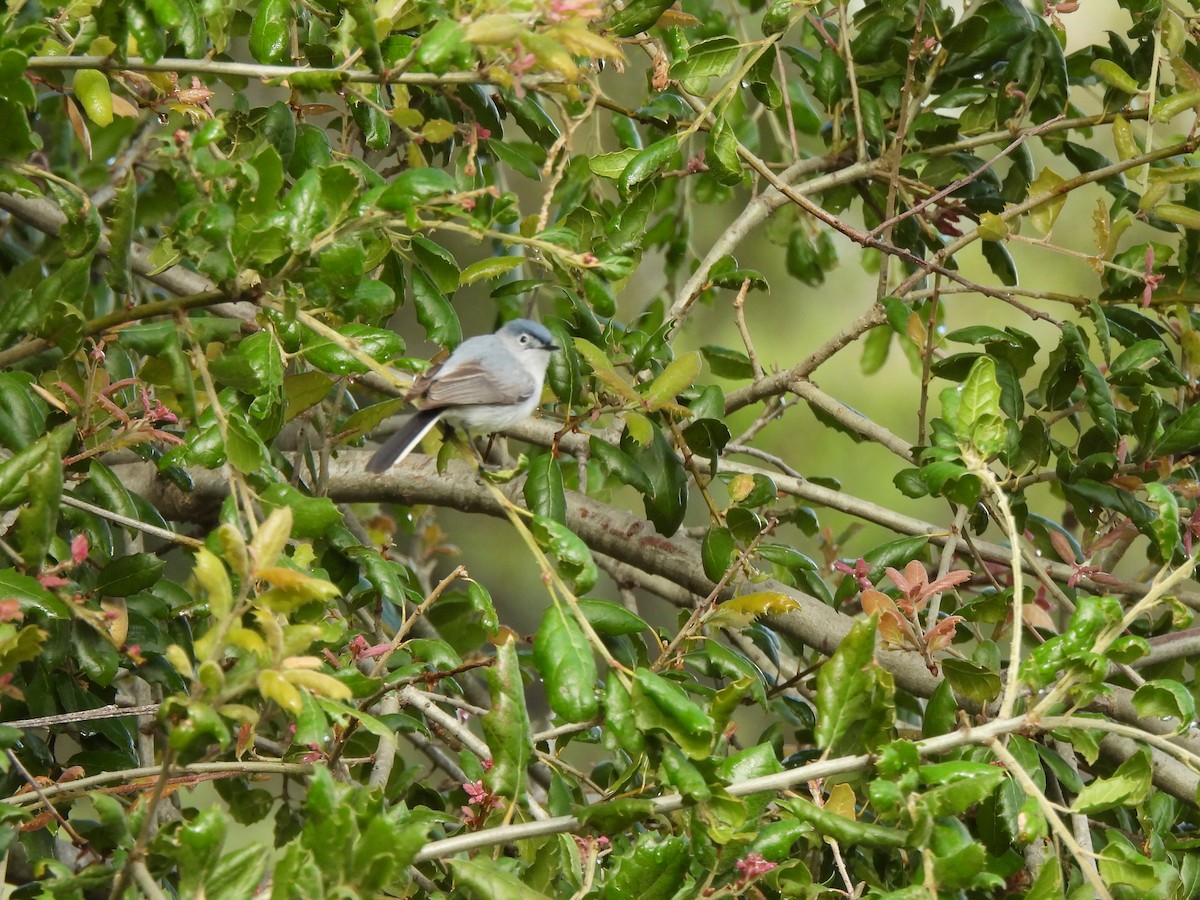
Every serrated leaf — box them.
[1131,678,1195,724]
[708,591,799,628]
[1072,749,1151,813]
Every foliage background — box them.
[3,0,1200,896]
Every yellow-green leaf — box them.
[1090,59,1141,94]
[575,337,641,402]
[257,566,340,600]
[977,212,1009,241]
[464,14,523,45]
[421,118,457,142]
[282,669,353,701]
[624,410,653,445]
[1027,167,1067,235]
[73,69,113,127]
[459,256,525,286]
[1153,88,1200,122]
[250,506,292,570]
[193,547,232,619]
[258,669,303,715]
[644,351,703,412]
[1155,203,1200,229]
[548,23,624,61]
[708,591,799,628]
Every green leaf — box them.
[105,173,136,293]
[604,674,645,755]
[661,743,711,800]
[411,266,462,347]
[919,761,1006,817]
[482,635,532,797]
[600,834,689,899]
[604,0,676,36]
[1131,678,1195,724]
[177,807,226,895]
[671,37,741,81]
[748,47,783,108]
[73,69,113,126]
[812,46,847,109]
[351,85,390,150]
[530,515,597,593]
[705,118,742,186]
[779,796,908,848]
[941,658,1002,703]
[624,425,688,537]
[954,356,1003,441]
[1155,403,1200,456]
[700,345,754,380]
[701,526,738,582]
[249,0,292,64]
[16,445,62,569]
[815,616,886,753]
[1072,748,1151,813]
[576,598,648,636]
[259,484,342,539]
[861,535,930,573]
[981,240,1017,286]
[341,0,384,72]
[524,453,566,524]
[619,137,679,196]
[303,324,406,375]
[0,568,69,618]
[415,18,467,72]
[459,256,524,287]
[448,858,552,900]
[411,235,460,293]
[1027,167,1067,234]
[588,437,653,494]
[376,168,457,210]
[74,622,120,686]
[95,553,166,597]
[634,667,714,738]
[465,579,499,633]
[1061,322,1117,443]
[486,139,543,179]
[533,605,598,723]
[644,351,703,411]
[589,148,640,179]
[1144,482,1180,560]
[207,844,271,899]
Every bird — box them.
[365,318,559,473]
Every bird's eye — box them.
[518,334,529,344]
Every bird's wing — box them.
[418,355,535,408]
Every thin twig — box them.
[5,749,99,862]
[62,495,204,548]
[988,739,1113,900]
[410,715,1029,863]
[26,55,570,87]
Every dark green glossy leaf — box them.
[524,453,567,525]
[482,636,532,796]
[533,605,598,723]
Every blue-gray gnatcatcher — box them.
[366,319,559,472]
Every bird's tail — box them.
[366,408,444,473]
